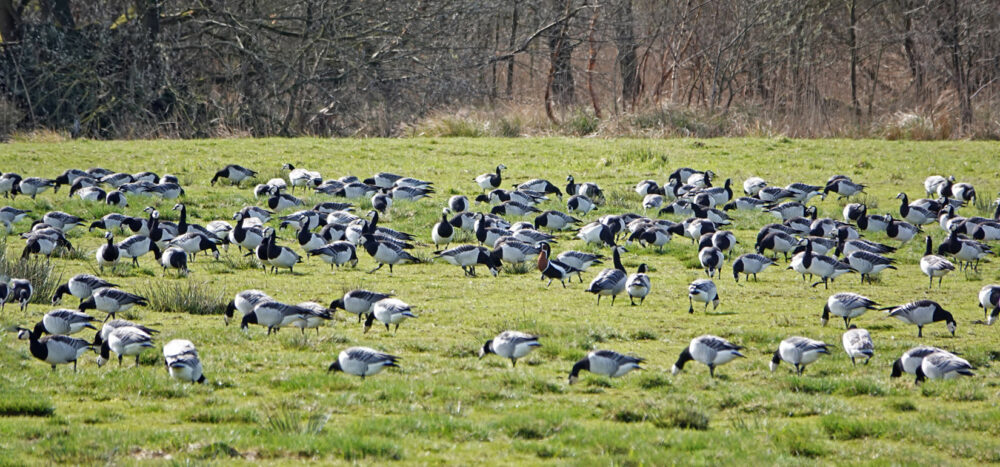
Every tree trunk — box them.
[40,0,75,29]
[0,0,19,42]
[547,0,575,108]
[613,0,640,109]
[848,0,860,120]
[939,0,972,128]
[506,1,518,97]
[135,0,160,40]
[899,0,923,94]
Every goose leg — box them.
[709,365,716,378]
[368,263,384,274]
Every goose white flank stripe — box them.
[479,331,541,367]
[890,345,948,378]
[328,347,400,379]
[842,325,874,366]
[568,350,643,384]
[770,336,830,375]
[672,335,744,378]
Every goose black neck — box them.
[673,348,692,370]
[924,236,932,256]
[612,248,625,272]
[569,358,589,379]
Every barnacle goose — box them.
[240,301,311,335]
[568,350,643,384]
[328,347,400,379]
[16,325,92,371]
[52,274,116,305]
[17,177,56,199]
[672,335,744,378]
[731,254,774,282]
[163,339,205,383]
[883,299,956,337]
[435,244,503,277]
[770,336,830,375]
[78,288,148,322]
[10,278,32,311]
[223,289,272,325]
[688,279,719,313]
[160,247,189,275]
[977,284,1000,324]
[97,326,155,367]
[822,293,877,328]
[475,165,506,192]
[432,208,454,247]
[480,331,541,367]
[626,263,651,305]
[585,246,628,305]
[919,236,954,288]
[914,351,974,384]
[842,325,874,366]
[212,164,257,186]
[365,298,417,333]
[308,241,358,270]
[34,309,98,335]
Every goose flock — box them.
[1,160,996,390]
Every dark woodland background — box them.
[1,0,998,139]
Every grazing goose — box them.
[328,347,400,379]
[937,230,992,271]
[688,279,719,313]
[743,176,767,196]
[698,245,724,278]
[977,284,1000,324]
[755,231,798,261]
[516,179,563,199]
[79,288,148,322]
[35,309,98,335]
[626,263,651,305]
[568,350,643,384]
[308,241,358,270]
[435,244,502,277]
[168,233,220,261]
[431,209,454,247]
[770,336,830,375]
[537,243,578,288]
[553,250,603,282]
[919,236,954,288]
[95,232,121,273]
[99,173,135,188]
[672,335,744,378]
[69,185,106,202]
[635,180,661,196]
[160,247,189,275]
[822,293,877,328]
[365,172,403,188]
[585,246,628,305]
[845,250,897,284]
[924,175,952,197]
[937,179,976,204]
[491,201,540,217]
[915,351,974,384]
[241,301,312,335]
[757,186,796,203]
[212,164,257,186]
[163,339,205,383]
[731,254,775,282]
[784,182,824,202]
[566,175,604,201]
[885,216,920,246]
[801,240,852,289]
[896,193,936,225]
[42,211,85,233]
[10,278,32,311]
[359,229,418,274]
[447,195,470,213]
[282,164,322,191]
[0,206,30,233]
[534,210,581,231]
[223,290,273,326]
[842,325,874,366]
[229,213,265,252]
[390,185,433,202]
[824,178,865,199]
[766,202,810,221]
[883,300,956,337]
[330,290,393,323]
[480,331,541,367]
[88,213,133,234]
[17,177,56,199]
[292,302,335,335]
[566,195,596,215]
[642,193,665,211]
[256,228,301,273]
[266,192,304,211]
[890,345,948,378]
[0,173,22,198]
[365,298,417,333]
[52,274,116,305]
[723,196,769,211]
[576,221,615,247]
[97,326,154,367]
[116,235,160,266]
[53,169,90,190]
[291,223,325,253]
[626,225,672,252]
[475,165,506,192]
[857,208,892,234]
[493,237,540,264]
[16,325,92,371]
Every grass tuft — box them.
[0,394,55,417]
[138,280,227,315]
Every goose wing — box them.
[591,349,644,365]
[346,347,399,364]
[697,335,742,352]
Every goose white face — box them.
[947,321,957,335]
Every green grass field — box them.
[0,137,999,464]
